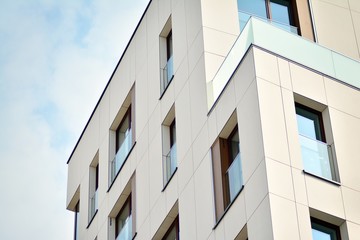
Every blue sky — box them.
[0,0,149,239]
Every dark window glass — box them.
[162,217,179,240]
[295,104,324,142]
[166,31,173,60]
[311,219,340,240]
[74,202,80,240]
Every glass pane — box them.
[296,114,317,139]
[295,106,323,141]
[299,135,333,180]
[270,1,291,25]
[112,130,132,182]
[163,143,177,184]
[226,153,243,203]
[237,0,267,18]
[163,224,177,240]
[229,129,240,161]
[312,229,332,240]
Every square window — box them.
[295,103,337,181]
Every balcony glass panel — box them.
[163,143,177,184]
[89,189,98,219]
[237,0,267,19]
[239,10,297,34]
[299,134,335,180]
[225,153,243,202]
[161,56,174,93]
[111,130,132,182]
[116,215,132,240]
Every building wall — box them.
[67,0,360,239]
[310,0,360,60]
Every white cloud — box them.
[0,0,149,239]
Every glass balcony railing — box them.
[299,134,336,181]
[207,17,360,110]
[239,10,298,34]
[116,215,132,240]
[225,153,243,203]
[89,189,98,219]
[111,131,132,183]
[163,143,177,185]
[161,56,174,94]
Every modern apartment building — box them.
[66,0,360,239]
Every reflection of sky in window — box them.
[237,0,266,18]
[270,2,290,25]
[312,229,332,240]
[297,114,317,139]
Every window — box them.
[162,107,177,187]
[311,218,341,240]
[163,119,177,186]
[109,176,136,240]
[162,217,179,240]
[74,201,80,240]
[109,86,135,186]
[160,17,173,95]
[212,113,243,222]
[115,196,132,240]
[110,106,133,184]
[238,0,297,34]
[295,103,337,181]
[89,155,99,223]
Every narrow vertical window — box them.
[160,17,173,95]
[163,119,177,186]
[111,107,132,183]
[295,103,337,181]
[212,113,243,222]
[74,201,80,240]
[89,155,99,224]
[162,106,177,187]
[115,196,132,240]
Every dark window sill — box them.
[86,209,98,229]
[303,170,340,186]
[161,167,178,192]
[159,75,174,100]
[107,142,137,192]
[213,185,244,230]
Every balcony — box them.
[160,56,174,94]
[225,153,243,203]
[111,131,132,183]
[207,16,360,110]
[299,134,336,181]
[116,215,132,240]
[89,189,98,220]
[163,143,177,185]
[239,10,298,34]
